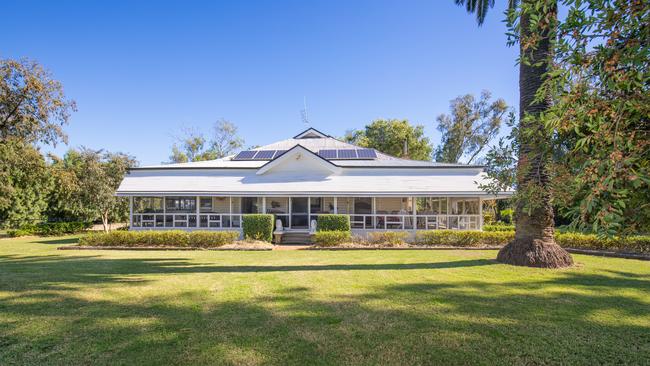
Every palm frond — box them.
[454,0,496,26]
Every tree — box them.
[210,119,245,158]
[169,119,244,163]
[0,140,51,227]
[345,119,433,161]
[544,0,650,236]
[435,90,508,164]
[456,0,573,267]
[55,148,137,231]
[0,58,76,146]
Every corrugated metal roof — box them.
[136,134,479,170]
[117,168,510,196]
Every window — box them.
[375,198,412,214]
[266,197,289,214]
[310,197,334,214]
[241,197,261,214]
[267,197,289,229]
[449,198,479,215]
[134,197,164,213]
[338,197,372,228]
[416,197,447,215]
[199,197,229,213]
[165,197,196,213]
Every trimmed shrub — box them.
[8,221,92,237]
[367,231,409,246]
[415,230,514,247]
[312,231,351,247]
[78,230,240,247]
[413,230,650,253]
[484,224,516,232]
[317,214,351,232]
[556,233,650,253]
[242,214,274,242]
[188,231,239,247]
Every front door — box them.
[290,197,309,229]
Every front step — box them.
[279,232,312,245]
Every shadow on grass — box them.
[0,254,496,284]
[0,253,649,364]
[34,237,79,245]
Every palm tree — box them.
[456,0,573,268]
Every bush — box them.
[79,230,240,248]
[556,233,650,253]
[7,229,31,237]
[415,230,514,247]
[317,214,351,232]
[367,231,409,246]
[8,221,92,236]
[484,224,516,232]
[312,231,351,247]
[499,209,514,224]
[242,214,274,242]
[483,212,495,225]
[188,231,239,247]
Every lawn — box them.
[1,236,649,365]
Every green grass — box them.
[1,235,649,365]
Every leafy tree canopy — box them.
[50,148,137,231]
[0,140,51,227]
[435,90,508,164]
[169,119,244,163]
[480,0,649,236]
[0,58,76,146]
[345,119,433,161]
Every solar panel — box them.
[356,149,377,159]
[318,149,337,159]
[337,149,358,159]
[273,150,287,158]
[253,150,275,159]
[233,150,256,160]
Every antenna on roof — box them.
[300,96,309,126]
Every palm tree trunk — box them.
[496,0,573,268]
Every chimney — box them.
[403,139,409,158]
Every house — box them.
[116,128,511,240]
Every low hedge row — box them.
[483,224,516,232]
[415,230,513,247]
[317,214,351,231]
[242,214,274,242]
[79,230,240,248]
[414,230,650,253]
[555,233,650,254]
[8,221,92,237]
[312,231,351,247]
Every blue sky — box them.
[2,0,518,165]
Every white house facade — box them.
[116,128,511,239]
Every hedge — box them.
[312,231,351,247]
[7,221,92,237]
[483,224,516,232]
[555,233,650,254]
[415,230,513,247]
[242,214,274,242]
[367,231,409,246]
[317,214,351,232]
[79,230,239,248]
[414,230,650,253]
